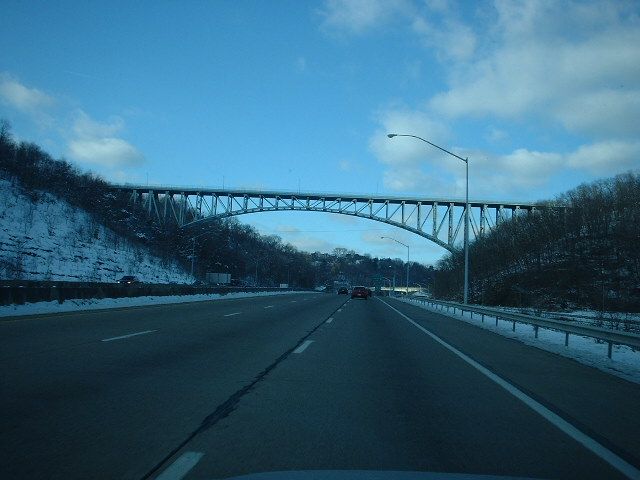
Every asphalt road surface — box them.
[1,293,639,480]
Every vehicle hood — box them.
[220,470,541,480]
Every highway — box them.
[1,293,639,479]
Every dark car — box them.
[118,275,139,285]
[337,287,349,295]
[351,286,368,299]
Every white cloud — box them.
[566,140,640,175]
[382,168,430,191]
[318,0,410,34]
[66,109,144,168]
[0,75,144,171]
[68,138,144,168]
[287,236,339,253]
[486,126,508,143]
[428,1,640,138]
[468,148,564,199]
[72,110,124,138]
[369,107,462,194]
[411,12,476,61]
[555,89,640,138]
[319,0,640,142]
[369,103,640,198]
[0,75,55,112]
[364,1,640,200]
[369,107,450,166]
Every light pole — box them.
[384,266,397,295]
[381,236,410,295]
[387,133,469,304]
[381,276,393,296]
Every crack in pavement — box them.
[140,298,348,480]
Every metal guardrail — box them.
[521,309,640,332]
[405,296,640,359]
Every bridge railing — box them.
[401,296,640,359]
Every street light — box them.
[387,133,470,304]
[381,276,393,296]
[381,236,409,295]
[385,267,396,295]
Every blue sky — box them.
[1,0,639,265]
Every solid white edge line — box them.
[155,451,204,480]
[101,329,157,342]
[326,317,333,323]
[379,298,640,480]
[293,339,314,354]
[223,312,242,317]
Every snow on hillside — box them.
[0,178,194,283]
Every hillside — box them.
[0,123,436,288]
[0,177,193,283]
[434,172,640,312]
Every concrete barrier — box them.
[0,280,299,306]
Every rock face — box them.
[0,178,192,284]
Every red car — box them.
[351,286,369,300]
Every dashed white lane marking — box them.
[290,300,298,303]
[326,317,333,323]
[379,299,640,480]
[101,330,157,342]
[155,451,204,480]
[264,305,274,309]
[293,340,314,354]
[223,312,242,317]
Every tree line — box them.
[434,171,640,312]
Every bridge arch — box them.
[115,185,546,253]
[183,206,455,253]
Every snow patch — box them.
[0,178,193,283]
[0,290,313,318]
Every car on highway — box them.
[337,287,349,295]
[118,275,139,285]
[351,286,368,299]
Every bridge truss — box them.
[113,185,546,252]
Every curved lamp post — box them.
[387,133,469,304]
[381,236,409,295]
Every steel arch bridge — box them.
[111,184,549,253]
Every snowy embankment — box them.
[0,178,193,283]
[489,305,640,333]
[400,296,640,385]
[0,290,312,318]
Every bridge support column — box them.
[448,203,454,244]
[432,202,438,238]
